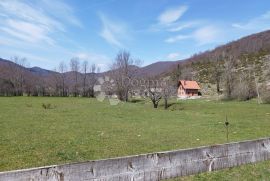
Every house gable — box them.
[177,80,201,98]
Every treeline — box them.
[0,52,176,109]
[0,56,99,97]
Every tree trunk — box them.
[216,79,220,93]
[89,88,94,98]
[164,98,168,109]
[254,72,262,104]
[125,89,128,102]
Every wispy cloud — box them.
[158,5,188,25]
[165,25,222,45]
[232,11,270,32]
[149,5,193,32]
[0,0,84,68]
[193,26,221,45]
[0,0,81,45]
[166,52,190,61]
[0,0,64,32]
[165,35,190,43]
[1,19,55,45]
[167,52,180,60]
[167,21,199,32]
[99,13,129,48]
[40,0,83,28]
[155,4,226,46]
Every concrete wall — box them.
[1,138,270,181]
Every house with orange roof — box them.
[177,80,201,99]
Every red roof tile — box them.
[180,80,200,90]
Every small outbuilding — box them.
[177,80,201,99]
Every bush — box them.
[42,103,55,109]
[231,80,256,101]
[261,84,270,104]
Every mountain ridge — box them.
[1,29,270,78]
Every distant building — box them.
[177,80,201,99]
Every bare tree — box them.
[171,64,182,82]
[253,69,262,104]
[248,56,270,103]
[147,79,162,108]
[10,56,28,96]
[48,68,60,96]
[161,80,176,109]
[88,63,98,97]
[70,57,80,97]
[245,63,261,103]
[212,54,224,94]
[0,79,15,96]
[82,60,89,97]
[59,61,67,96]
[233,70,255,101]
[223,56,236,99]
[181,66,194,80]
[110,50,139,102]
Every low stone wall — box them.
[1,138,270,181]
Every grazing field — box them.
[0,97,270,178]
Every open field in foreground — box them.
[0,97,270,179]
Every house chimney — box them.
[184,80,186,85]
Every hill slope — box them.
[1,29,270,79]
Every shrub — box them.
[42,103,55,109]
[231,80,256,101]
[261,84,270,104]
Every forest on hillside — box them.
[1,30,270,104]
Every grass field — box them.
[0,97,270,179]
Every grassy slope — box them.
[0,97,270,177]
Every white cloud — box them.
[76,53,91,60]
[0,0,84,69]
[99,13,129,48]
[232,11,270,32]
[193,26,221,45]
[165,26,222,45]
[1,19,55,45]
[0,0,64,32]
[167,52,180,60]
[149,5,198,34]
[0,0,81,46]
[40,0,82,28]
[158,5,188,25]
[165,35,190,43]
[167,22,195,32]
[166,52,190,61]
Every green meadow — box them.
[0,97,269,179]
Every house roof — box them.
[179,80,201,90]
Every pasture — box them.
[0,97,270,179]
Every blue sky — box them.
[0,0,270,71]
